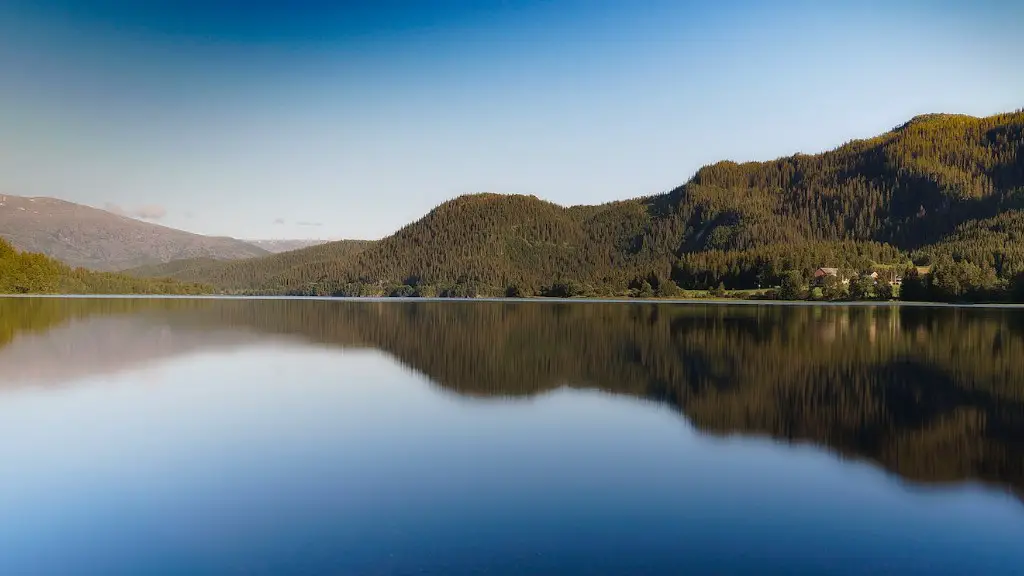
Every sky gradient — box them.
[1,0,1021,240]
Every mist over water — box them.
[0,297,1022,574]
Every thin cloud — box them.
[273,217,286,225]
[296,221,323,227]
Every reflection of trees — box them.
[2,298,1023,498]
[0,297,210,348]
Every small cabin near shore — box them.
[812,267,849,286]
[813,267,839,280]
[813,267,904,286]
[815,266,839,280]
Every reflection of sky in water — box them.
[0,343,1021,575]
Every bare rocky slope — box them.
[0,194,269,271]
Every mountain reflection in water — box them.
[1,297,1022,501]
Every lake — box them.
[0,297,1022,575]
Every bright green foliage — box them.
[915,208,1024,282]
[820,275,847,300]
[849,276,875,300]
[777,271,805,300]
[915,259,1002,302]
[658,279,682,298]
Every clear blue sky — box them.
[0,0,1021,240]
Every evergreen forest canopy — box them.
[74,110,1024,301]
[2,298,1022,499]
[0,238,209,295]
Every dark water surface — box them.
[0,297,1022,575]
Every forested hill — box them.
[0,238,209,295]
[671,111,1023,250]
[130,109,1024,300]
[125,239,375,292]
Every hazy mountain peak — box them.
[244,239,331,253]
[0,194,269,271]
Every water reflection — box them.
[1,297,1022,502]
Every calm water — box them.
[0,298,1022,575]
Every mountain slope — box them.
[917,209,1024,274]
[0,238,209,295]
[270,194,665,296]
[126,239,375,291]
[659,111,1024,253]
[0,195,269,271]
[128,194,641,294]
[245,239,330,253]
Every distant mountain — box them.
[128,110,1024,300]
[125,239,375,292]
[244,239,331,253]
[0,195,269,271]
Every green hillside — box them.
[0,238,209,295]
[125,239,374,292]
[283,194,662,296]
[669,112,1024,249]
[128,110,1024,301]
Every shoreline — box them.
[3,293,1024,309]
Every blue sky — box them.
[0,0,1021,240]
